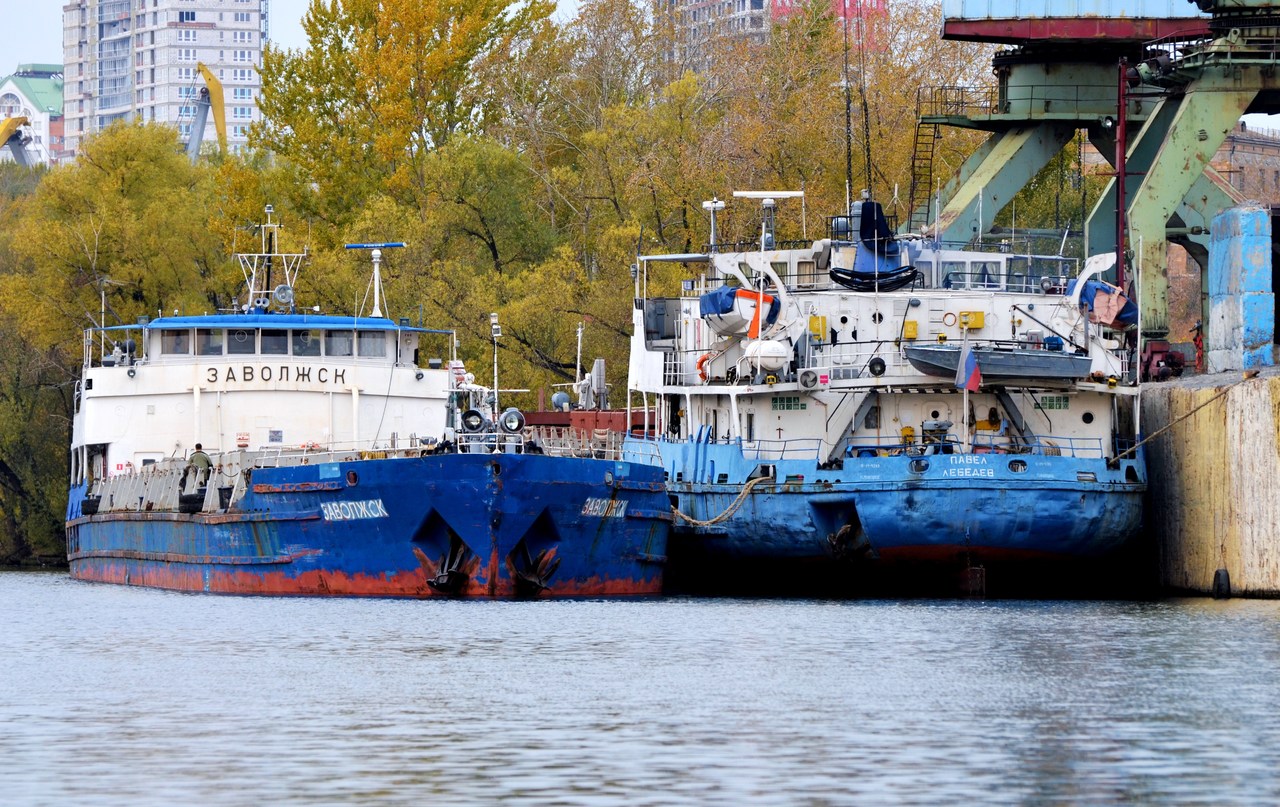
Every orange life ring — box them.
[697,353,712,382]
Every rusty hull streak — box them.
[71,558,663,598]
[253,481,344,494]
[68,547,319,565]
[69,509,320,525]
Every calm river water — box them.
[3,571,1280,805]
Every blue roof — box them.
[99,314,451,335]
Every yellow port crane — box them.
[185,63,227,162]
[0,116,34,167]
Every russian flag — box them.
[955,343,981,391]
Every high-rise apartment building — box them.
[668,0,886,66]
[62,0,268,158]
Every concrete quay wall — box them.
[1141,368,1280,596]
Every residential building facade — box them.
[62,0,268,158]
[0,64,65,165]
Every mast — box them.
[343,241,405,319]
[842,0,854,214]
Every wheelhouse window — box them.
[260,329,289,355]
[292,329,321,356]
[357,331,386,358]
[325,331,354,357]
[972,261,1002,289]
[196,328,224,355]
[160,329,190,355]
[942,261,967,289]
[228,328,256,354]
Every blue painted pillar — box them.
[1207,206,1275,372]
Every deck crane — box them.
[0,116,35,167]
[185,63,227,162]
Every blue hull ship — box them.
[67,452,667,597]
[626,195,1146,593]
[66,211,668,598]
[630,439,1143,591]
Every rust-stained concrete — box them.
[1142,366,1280,596]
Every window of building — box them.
[177,29,196,42]
[232,106,252,119]
[178,10,195,23]
[233,87,253,101]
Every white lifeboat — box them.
[699,286,780,338]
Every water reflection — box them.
[3,574,1280,805]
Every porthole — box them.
[1009,460,1028,473]
[909,459,930,474]
[346,470,358,486]
[871,312,884,324]
[931,409,940,419]
[869,357,886,377]
[1082,412,1094,424]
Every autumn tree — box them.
[255,0,553,226]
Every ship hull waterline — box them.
[651,442,1146,594]
[66,453,670,598]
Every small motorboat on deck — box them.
[903,342,1095,381]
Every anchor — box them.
[507,539,561,598]
[414,536,479,595]
[827,517,873,562]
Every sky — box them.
[2,0,579,68]
[2,0,313,67]
[3,1,1268,126]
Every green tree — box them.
[5,122,225,353]
[255,0,553,223]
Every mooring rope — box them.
[1116,369,1261,461]
[671,474,775,527]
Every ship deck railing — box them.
[666,333,1131,388]
[633,431,1113,464]
[249,442,435,467]
[523,426,662,463]
[842,433,1108,460]
[643,435,828,462]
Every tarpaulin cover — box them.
[698,285,780,325]
[1066,278,1138,327]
